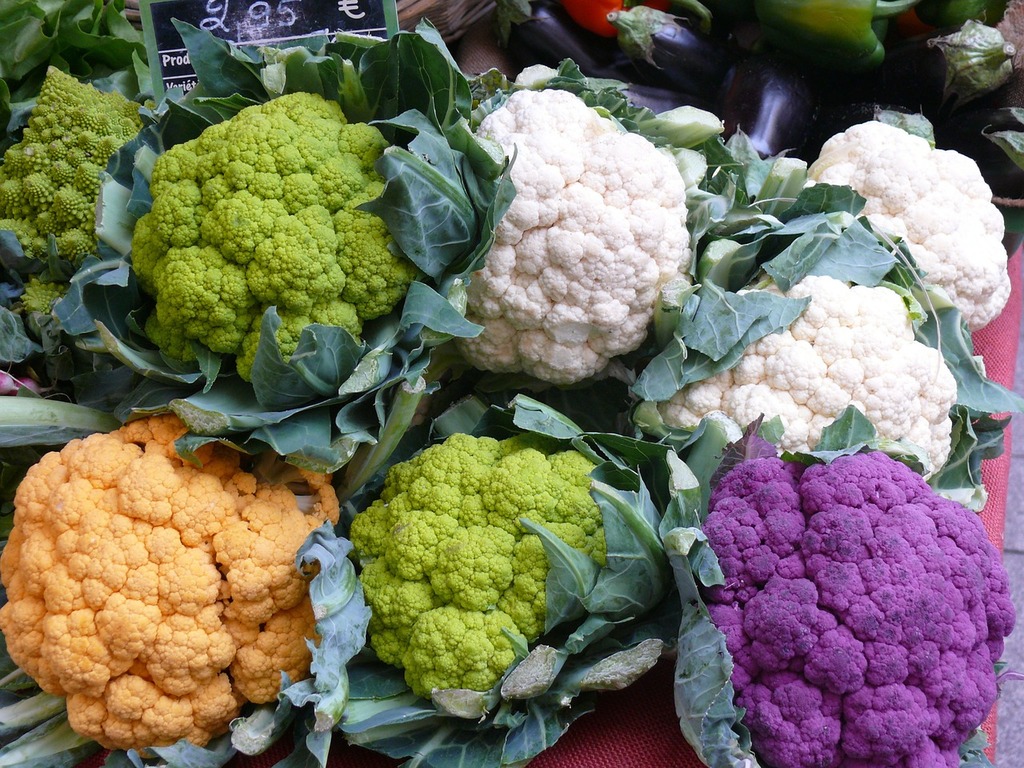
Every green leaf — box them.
[916,304,1024,414]
[0,396,120,446]
[173,20,266,101]
[682,282,810,361]
[524,518,602,631]
[813,405,878,452]
[281,526,371,732]
[365,112,478,279]
[0,308,40,363]
[510,395,586,441]
[399,281,482,338]
[0,714,99,768]
[585,478,669,620]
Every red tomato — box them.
[560,0,671,37]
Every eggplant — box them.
[505,0,635,81]
[607,7,739,100]
[933,107,1024,200]
[716,53,818,158]
[837,22,1016,121]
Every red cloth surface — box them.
[78,248,1024,768]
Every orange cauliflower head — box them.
[0,414,340,751]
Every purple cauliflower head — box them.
[704,451,1015,768]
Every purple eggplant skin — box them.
[716,53,818,158]
[505,0,635,80]
[613,12,740,99]
[933,107,1024,200]
[836,34,951,120]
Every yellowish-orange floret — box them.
[0,414,340,751]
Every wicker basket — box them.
[120,0,492,43]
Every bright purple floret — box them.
[704,451,1016,768]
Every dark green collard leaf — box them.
[0,713,100,768]
[54,257,138,337]
[764,215,897,291]
[500,697,596,766]
[167,379,312,436]
[340,25,472,134]
[145,733,236,768]
[779,183,866,221]
[524,518,601,631]
[399,281,482,338]
[585,478,669,621]
[632,285,807,402]
[365,112,478,280]
[813,405,878,453]
[916,305,1024,414]
[94,322,205,386]
[248,409,353,473]
[249,309,364,409]
[0,308,40,363]
[173,20,265,101]
[927,406,1009,511]
[682,283,810,361]
[958,729,996,768]
[663,533,757,768]
[510,395,586,441]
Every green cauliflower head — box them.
[130,91,419,380]
[0,67,142,263]
[349,432,606,698]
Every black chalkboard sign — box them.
[139,0,399,95]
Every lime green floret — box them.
[130,91,419,380]
[0,67,142,263]
[349,432,607,699]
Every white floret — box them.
[658,275,958,473]
[458,88,692,385]
[807,120,1009,330]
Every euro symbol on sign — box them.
[337,0,365,18]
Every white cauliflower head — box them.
[807,120,1009,331]
[659,275,958,472]
[458,88,692,385]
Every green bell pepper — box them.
[754,0,925,71]
[914,0,1008,27]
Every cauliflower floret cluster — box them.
[457,88,692,385]
[348,432,605,698]
[659,275,957,472]
[808,120,1009,330]
[0,67,142,262]
[130,91,418,380]
[0,414,340,750]
[703,452,1015,768]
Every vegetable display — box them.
[0,1,1023,767]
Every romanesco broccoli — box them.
[348,432,606,698]
[0,67,142,263]
[130,91,419,380]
